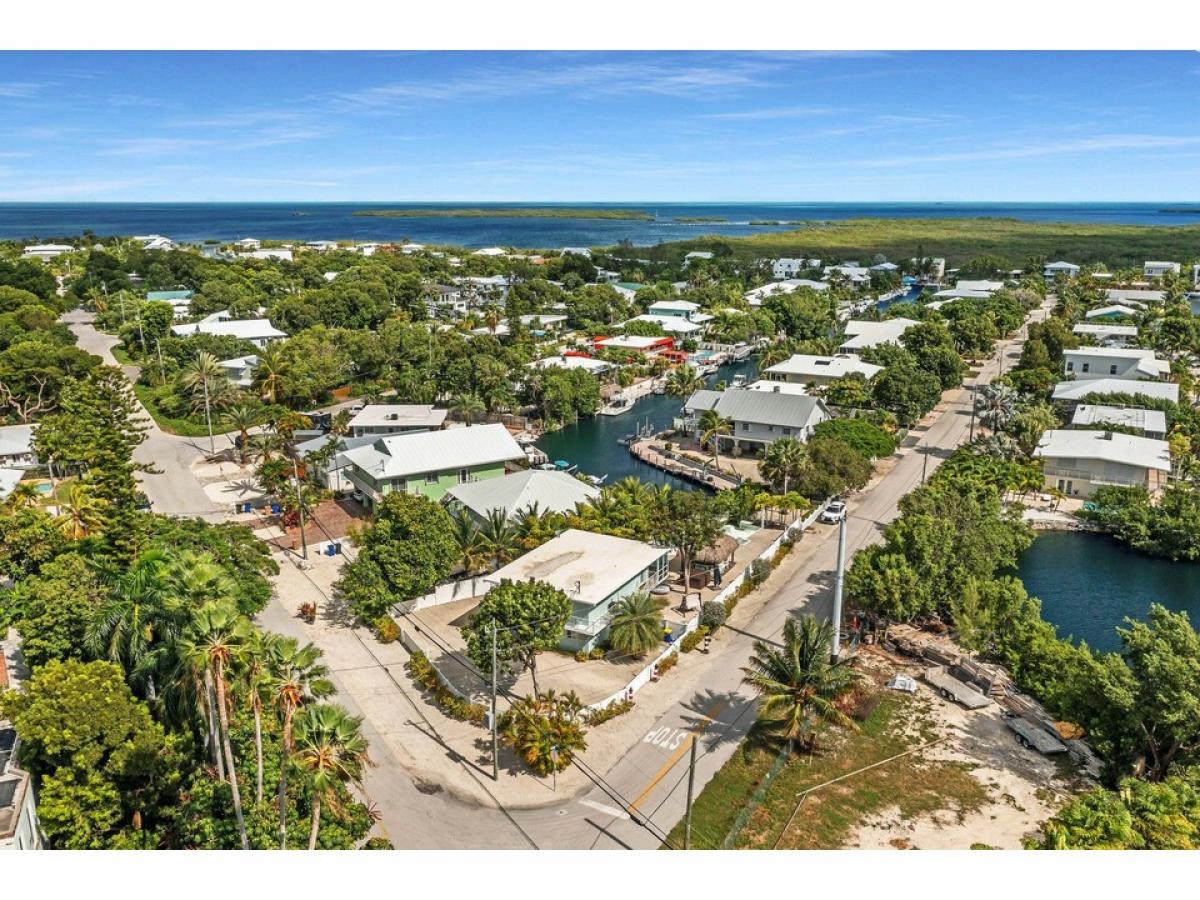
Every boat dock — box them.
[628,439,741,490]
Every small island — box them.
[352,207,654,220]
[674,215,729,223]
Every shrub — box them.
[588,646,607,660]
[746,558,771,587]
[373,616,400,643]
[655,651,678,675]
[574,650,589,663]
[585,697,634,726]
[363,837,395,849]
[680,626,708,653]
[404,651,487,726]
[700,601,727,629]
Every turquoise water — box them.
[535,357,758,489]
[1,202,1194,247]
[1015,531,1200,652]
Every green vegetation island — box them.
[652,216,1200,268]
[674,216,729,223]
[353,207,654,220]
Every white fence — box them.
[397,575,490,613]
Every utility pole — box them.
[491,618,499,781]
[921,445,929,484]
[831,512,846,662]
[683,734,699,850]
[291,456,308,560]
[968,382,978,443]
[200,359,215,455]
[155,339,166,384]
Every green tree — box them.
[607,593,663,657]
[655,489,724,611]
[463,578,571,695]
[9,552,105,669]
[336,492,458,621]
[741,615,859,754]
[499,689,588,777]
[664,363,703,398]
[698,408,733,472]
[811,418,896,460]
[759,436,807,494]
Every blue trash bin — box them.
[271,503,281,515]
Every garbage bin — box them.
[271,503,282,515]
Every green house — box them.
[341,423,525,506]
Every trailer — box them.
[923,665,991,709]
[1005,715,1068,755]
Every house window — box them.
[1081,363,1090,373]
[458,468,470,484]
[1110,364,1118,374]
[783,427,792,435]
[425,472,439,485]
[1066,362,1074,372]
[741,422,751,432]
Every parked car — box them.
[819,499,846,524]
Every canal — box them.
[1015,530,1200,652]
[536,357,760,489]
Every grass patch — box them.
[665,693,989,850]
[353,207,653,221]
[131,383,217,437]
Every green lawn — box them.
[643,217,1200,269]
[132,383,217,438]
[665,693,989,849]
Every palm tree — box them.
[252,346,288,404]
[478,507,519,568]
[242,629,279,806]
[54,481,105,540]
[665,364,703,398]
[225,402,258,466]
[759,437,807,495]
[451,392,485,426]
[292,703,370,850]
[741,615,859,755]
[698,409,733,473]
[512,502,562,551]
[2,481,40,511]
[178,601,252,849]
[607,593,662,657]
[449,507,487,576]
[976,383,1018,434]
[268,638,335,849]
[483,306,503,335]
[182,351,224,452]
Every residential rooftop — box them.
[342,423,523,481]
[1071,404,1167,436]
[445,469,599,521]
[764,353,883,382]
[347,404,448,431]
[1034,429,1171,473]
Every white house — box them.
[234,238,261,251]
[1034,429,1170,499]
[646,299,701,320]
[0,424,36,468]
[1044,261,1081,279]
[1072,323,1138,347]
[931,288,994,301]
[680,388,830,451]
[1085,304,1143,320]
[1105,289,1165,305]
[1051,378,1179,405]
[472,247,507,257]
[171,314,287,347]
[838,317,919,354]
[683,251,714,266]
[954,279,1005,293]
[763,353,883,388]
[627,314,704,335]
[745,279,829,306]
[823,264,871,285]
[1071,404,1167,440]
[242,248,293,262]
[1062,347,1169,382]
[1193,264,1200,288]
[347,405,447,438]
[217,355,259,388]
[561,247,592,258]
[445,468,598,523]
[484,529,669,653]
[135,234,174,252]
[594,335,673,356]
[1144,261,1181,278]
[528,354,613,377]
[20,244,73,261]
[305,240,340,253]
[771,258,821,279]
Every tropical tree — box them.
[759,437,807,494]
[181,351,224,450]
[225,401,259,466]
[292,703,370,850]
[252,346,288,404]
[741,615,859,755]
[511,502,563,552]
[463,578,571,695]
[242,628,280,805]
[268,637,335,849]
[607,593,662,657]
[451,392,486,426]
[976,382,1019,433]
[177,601,252,849]
[53,480,106,540]
[499,689,587,777]
[477,507,519,567]
[449,507,487,576]
[665,364,703,398]
[698,408,733,473]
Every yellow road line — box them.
[627,698,727,814]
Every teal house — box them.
[341,423,525,506]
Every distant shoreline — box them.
[352,207,654,220]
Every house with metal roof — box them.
[217,354,259,388]
[838,317,919,354]
[1034,429,1171,498]
[483,528,669,653]
[680,387,830,450]
[445,468,598,523]
[626,314,704,335]
[744,279,829,306]
[1051,378,1179,405]
[528,354,613,376]
[0,425,36,468]
[347,404,447,438]
[1063,347,1169,382]
[1071,323,1137,347]
[1044,261,1081,279]
[1085,304,1143,321]
[171,313,287,347]
[1144,261,1181,278]
[1071,405,1167,440]
[764,353,883,388]
[341,423,524,505]
[1104,288,1165,305]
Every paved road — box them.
[507,298,1054,850]
[63,310,227,520]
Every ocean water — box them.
[0,202,1196,249]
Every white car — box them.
[819,500,846,524]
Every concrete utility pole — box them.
[831,512,847,662]
[200,363,215,455]
[968,382,978,443]
[683,734,699,849]
[491,619,499,781]
[291,456,308,560]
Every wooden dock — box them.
[628,440,740,490]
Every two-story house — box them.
[1062,347,1169,382]
[680,387,830,451]
[347,404,447,438]
[1034,429,1170,499]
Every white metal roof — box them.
[1085,304,1143,319]
[342,423,524,481]
[1035,429,1170,473]
[1105,289,1164,304]
[348,405,448,430]
[528,354,611,373]
[647,299,700,312]
[445,469,599,520]
[627,315,703,334]
[764,354,883,381]
[1072,323,1138,337]
[0,424,35,458]
[840,318,919,351]
[596,335,670,350]
[1052,378,1179,404]
[484,528,666,610]
[1071,405,1167,435]
[171,318,287,341]
[954,279,1005,292]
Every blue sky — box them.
[0,50,1197,202]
